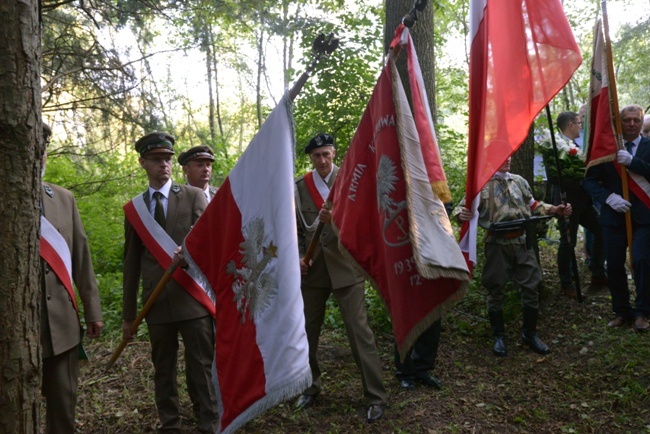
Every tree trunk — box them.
[255,14,265,128]
[512,127,542,264]
[511,128,535,184]
[0,0,43,432]
[384,0,437,122]
[204,28,216,144]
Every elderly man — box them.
[455,157,571,357]
[40,123,103,433]
[294,133,387,422]
[642,114,650,138]
[584,104,650,331]
[178,145,217,202]
[540,111,607,298]
[122,132,218,432]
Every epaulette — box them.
[44,184,54,198]
[171,183,181,194]
[295,174,305,184]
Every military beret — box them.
[135,131,175,156]
[178,145,215,166]
[304,133,335,154]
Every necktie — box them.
[153,191,166,227]
[625,141,635,154]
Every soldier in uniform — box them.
[122,132,218,433]
[540,111,607,298]
[294,133,387,422]
[40,123,103,433]
[177,145,217,202]
[454,157,571,357]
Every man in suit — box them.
[294,133,387,422]
[40,123,103,433]
[122,132,218,433]
[540,111,607,298]
[584,104,650,331]
[178,145,218,202]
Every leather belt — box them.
[487,229,525,239]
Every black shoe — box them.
[522,332,550,355]
[521,307,550,355]
[366,404,384,422]
[415,373,443,389]
[492,335,507,357]
[399,379,415,390]
[295,393,316,410]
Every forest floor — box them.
[69,236,650,434]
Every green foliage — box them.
[292,2,384,167]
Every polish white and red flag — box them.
[460,0,582,269]
[330,26,470,359]
[183,95,310,434]
[585,17,650,208]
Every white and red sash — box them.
[304,171,329,210]
[40,215,78,311]
[123,194,216,317]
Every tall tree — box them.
[0,0,43,431]
[385,0,436,121]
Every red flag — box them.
[585,16,650,208]
[183,95,310,434]
[392,24,451,203]
[331,38,469,358]
[585,18,618,168]
[460,0,582,267]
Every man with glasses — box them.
[541,112,607,299]
[122,132,218,433]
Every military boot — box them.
[521,306,550,355]
[488,310,507,357]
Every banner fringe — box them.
[431,180,452,204]
[219,369,312,434]
[586,153,616,169]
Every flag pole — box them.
[544,105,583,303]
[291,33,340,263]
[601,0,633,264]
[288,33,339,102]
[105,256,181,371]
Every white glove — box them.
[617,150,633,166]
[606,193,631,213]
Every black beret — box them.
[304,133,335,154]
[178,145,215,166]
[135,131,175,156]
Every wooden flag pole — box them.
[601,0,633,265]
[105,257,180,371]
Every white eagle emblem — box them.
[226,217,278,323]
[377,154,409,247]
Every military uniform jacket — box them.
[41,183,102,358]
[122,183,208,324]
[453,173,552,245]
[295,166,364,289]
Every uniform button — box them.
[47,294,52,300]
[45,266,50,274]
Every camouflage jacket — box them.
[454,172,553,245]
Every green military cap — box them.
[135,131,175,156]
[304,133,335,154]
[177,145,215,166]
